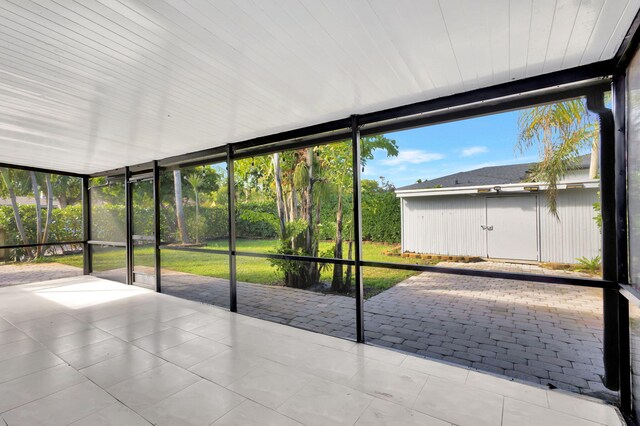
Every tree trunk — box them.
[589,137,599,179]
[30,172,43,257]
[173,170,192,244]
[345,239,353,292]
[272,153,286,238]
[194,191,199,244]
[304,148,319,285]
[58,193,68,209]
[331,190,344,292]
[41,174,54,253]
[0,168,32,258]
[305,148,314,256]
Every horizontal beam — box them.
[234,250,355,266]
[159,245,229,256]
[87,240,127,247]
[359,61,613,126]
[159,147,227,169]
[615,9,640,71]
[0,240,86,250]
[361,80,611,137]
[231,118,352,152]
[361,261,617,289]
[156,245,616,289]
[0,162,86,179]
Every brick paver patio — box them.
[0,263,82,286]
[0,261,610,399]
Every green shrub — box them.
[362,189,400,243]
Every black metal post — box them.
[227,145,237,312]
[619,293,632,413]
[351,115,365,343]
[587,91,620,391]
[613,72,632,413]
[153,161,162,293]
[82,176,92,275]
[125,167,133,285]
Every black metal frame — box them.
[83,70,623,398]
[351,116,365,343]
[0,162,89,271]
[586,92,620,391]
[227,145,237,312]
[153,161,162,293]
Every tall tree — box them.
[185,172,204,244]
[320,136,398,292]
[173,170,191,244]
[0,168,31,257]
[29,172,43,257]
[41,174,54,251]
[517,99,598,217]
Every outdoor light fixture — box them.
[524,186,539,191]
[493,186,502,193]
[477,188,491,193]
[566,183,585,189]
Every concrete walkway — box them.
[0,261,609,398]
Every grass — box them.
[41,239,434,297]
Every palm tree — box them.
[517,99,598,217]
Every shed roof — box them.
[397,154,591,191]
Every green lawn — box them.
[45,239,435,297]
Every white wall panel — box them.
[401,195,486,257]
[0,0,637,174]
[538,188,601,263]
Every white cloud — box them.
[460,146,488,157]
[380,150,444,166]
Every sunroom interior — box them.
[2,1,640,425]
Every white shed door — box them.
[486,196,538,261]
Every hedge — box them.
[0,194,400,248]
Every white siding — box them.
[538,188,601,264]
[401,189,601,264]
[402,195,486,257]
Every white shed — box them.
[395,156,601,264]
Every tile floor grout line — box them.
[0,365,90,417]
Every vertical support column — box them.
[125,167,133,285]
[153,161,162,293]
[614,72,632,413]
[351,115,365,343]
[82,176,92,275]
[227,145,237,312]
[587,91,619,391]
[619,293,631,413]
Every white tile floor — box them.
[0,276,624,426]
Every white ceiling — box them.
[1,0,638,174]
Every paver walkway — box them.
[0,261,610,399]
[0,263,82,286]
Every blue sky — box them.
[362,111,540,188]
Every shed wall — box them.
[401,188,601,263]
[538,188,601,263]
[401,195,486,257]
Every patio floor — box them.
[0,262,609,398]
[0,276,623,425]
